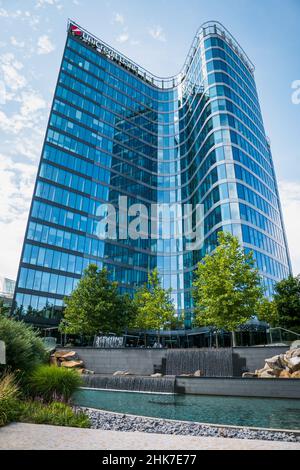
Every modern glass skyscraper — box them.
[13,21,291,327]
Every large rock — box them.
[290,340,300,351]
[60,360,84,369]
[291,371,300,379]
[151,373,163,378]
[285,349,300,360]
[259,370,278,378]
[113,371,130,376]
[83,369,95,375]
[243,372,258,379]
[194,370,204,377]
[265,355,285,371]
[279,370,291,379]
[286,356,300,372]
[255,364,272,375]
[49,355,58,366]
[242,372,258,378]
[55,350,79,361]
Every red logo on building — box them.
[70,25,82,37]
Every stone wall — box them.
[175,377,300,399]
[61,346,288,377]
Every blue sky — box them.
[0,0,299,279]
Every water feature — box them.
[165,349,233,377]
[74,389,300,430]
[83,375,176,393]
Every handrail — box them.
[269,327,300,338]
[67,19,255,90]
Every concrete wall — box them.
[62,348,167,375]
[232,347,288,376]
[62,346,289,377]
[176,377,300,399]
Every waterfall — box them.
[83,375,176,393]
[165,349,233,377]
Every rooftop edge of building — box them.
[68,19,255,90]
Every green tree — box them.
[273,275,300,333]
[0,299,10,317]
[133,269,177,344]
[59,264,136,337]
[256,298,279,327]
[193,232,264,346]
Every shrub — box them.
[0,372,19,401]
[26,365,83,403]
[0,372,22,427]
[0,317,47,373]
[0,371,89,429]
[20,401,90,428]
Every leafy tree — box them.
[256,298,279,327]
[59,264,136,337]
[273,275,300,333]
[133,269,177,343]
[0,299,10,317]
[193,232,264,346]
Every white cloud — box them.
[37,35,55,55]
[10,36,25,48]
[0,8,22,18]
[35,0,63,9]
[0,91,46,134]
[113,13,125,25]
[279,180,300,275]
[20,91,46,116]
[149,25,166,42]
[0,154,37,279]
[0,8,40,28]
[116,32,130,44]
[0,53,26,90]
[0,215,28,279]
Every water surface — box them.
[74,389,300,430]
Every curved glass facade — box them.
[13,21,291,327]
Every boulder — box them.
[259,370,277,378]
[284,349,300,360]
[290,340,300,351]
[113,371,129,376]
[194,370,204,377]
[242,372,258,378]
[255,364,271,375]
[54,350,67,358]
[291,371,300,379]
[265,355,285,371]
[60,360,84,369]
[286,356,300,372]
[83,369,95,375]
[151,373,163,378]
[49,355,58,366]
[57,351,79,361]
[279,370,291,379]
[290,348,300,358]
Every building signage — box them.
[70,24,139,76]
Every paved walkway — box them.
[0,423,299,450]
